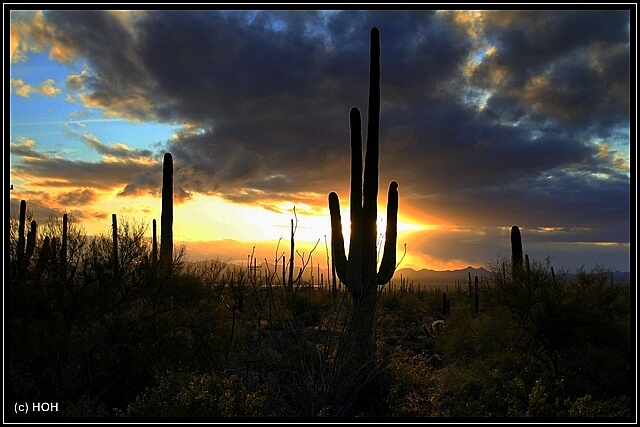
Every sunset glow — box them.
[8,10,631,274]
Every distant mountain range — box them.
[391,266,631,286]
[189,259,630,287]
[392,266,490,286]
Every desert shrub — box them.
[8,215,241,416]
[382,346,448,416]
[122,369,285,417]
[435,256,631,417]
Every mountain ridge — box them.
[187,259,630,286]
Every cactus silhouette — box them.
[328,27,398,298]
[442,291,450,316]
[112,213,119,277]
[474,275,479,316]
[152,218,158,264]
[33,235,50,282]
[160,153,173,267]
[50,236,58,261]
[25,220,37,265]
[17,200,27,269]
[60,213,68,275]
[327,27,399,393]
[511,225,523,274]
[15,200,38,280]
[60,214,69,268]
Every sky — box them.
[7,9,632,275]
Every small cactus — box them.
[112,213,118,277]
[511,225,523,274]
[25,220,37,265]
[33,235,50,281]
[440,291,451,316]
[50,236,58,262]
[152,218,158,264]
[60,213,68,278]
[17,200,27,268]
[61,213,68,265]
[14,200,37,282]
[474,275,479,316]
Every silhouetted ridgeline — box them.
[186,258,630,288]
[394,266,490,285]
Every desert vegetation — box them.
[8,27,631,419]
[8,206,632,418]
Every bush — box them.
[435,256,631,417]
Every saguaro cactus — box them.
[112,213,119,277]
[474,275,479,316]
[328,27,398,294]
[442,291,450,316]
[15,200,37,280]
[152,218,158,264]
[511,225,523,273]
[33,236,50,282]
[61,213,68,267]
[160,153,173,267]
[328,27,399,376]
[25,220,37,265]
[60,213,69,279]
[17,200,27,268]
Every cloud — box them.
[11,77,62,98]
[10,136,45,159]
[66,69,88,90]
[11,78,33,97]
[38,78,62,96]
[57,187,100,206]
[10,10,631,259]
[10,134,160,194]
[79,133,154,163]
[401,223,631,272]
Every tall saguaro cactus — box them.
[160,153,173,267]
[511,225,523,273]
[328,27,398,294]
[328,27,399,380]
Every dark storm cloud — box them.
[470,10,630,126]
[10,9,631,255]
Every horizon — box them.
[8,9,631,274]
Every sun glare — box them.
[176,195,429,249]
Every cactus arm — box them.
[377,181,398,285]
[328,192,348,285]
